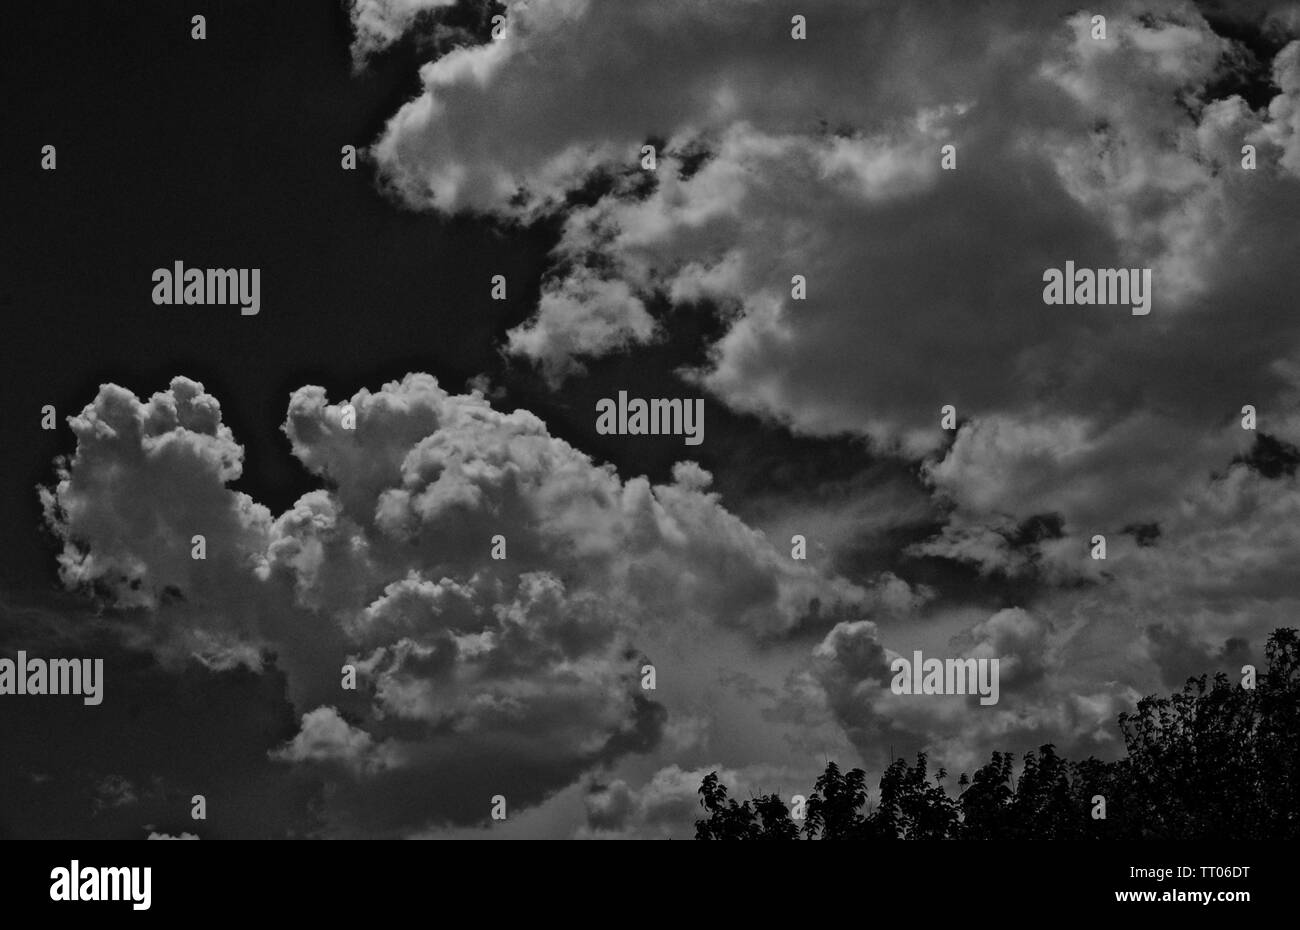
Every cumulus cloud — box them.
[269,706,396,776]
[41,373,887,835]
[364,1,1300,584]
[40,377,271,611]
[369,1,1300,461]
[37,377,277,672]
[269,373,881,642]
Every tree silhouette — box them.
[803,761,870,839]
[695,627,1300,839]
[873,753,959,839]
[1118,627,1300,839]
[694,772,797,839]
[957,750,1015,839]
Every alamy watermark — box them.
[1043,262,1151,316]
[151,261,260,315]
[0,651,103,705]
[50,861,150,910]
[890,650,999,706]
[595,391,703,446]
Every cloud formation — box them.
[355,1,1300,788]
[32,0,1300,836]
[370,1,1300,461]
[41,373,888,835]
[365,2,1300,588]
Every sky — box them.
[3,0,1300,839]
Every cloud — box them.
[912,411,1255,585]
[504,269,657,383]
[365,1,1300,560]
[40,377,272,612]
[1264,39,1300,172]
[268,706,395,776]
[41,373,879,835]
[792,609,1128,776]
[348,0,459,68]
[359,16,1300,786]
[790,448,1300,776]
[270,373,878,643]
[368,3,1293,435]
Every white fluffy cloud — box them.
[370,1,1300,458]
[40,377,270,608]
[42,373,898,835]
[39,377,275,670]
[366,1,1300,560]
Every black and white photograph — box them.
[2,0,1297,911]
